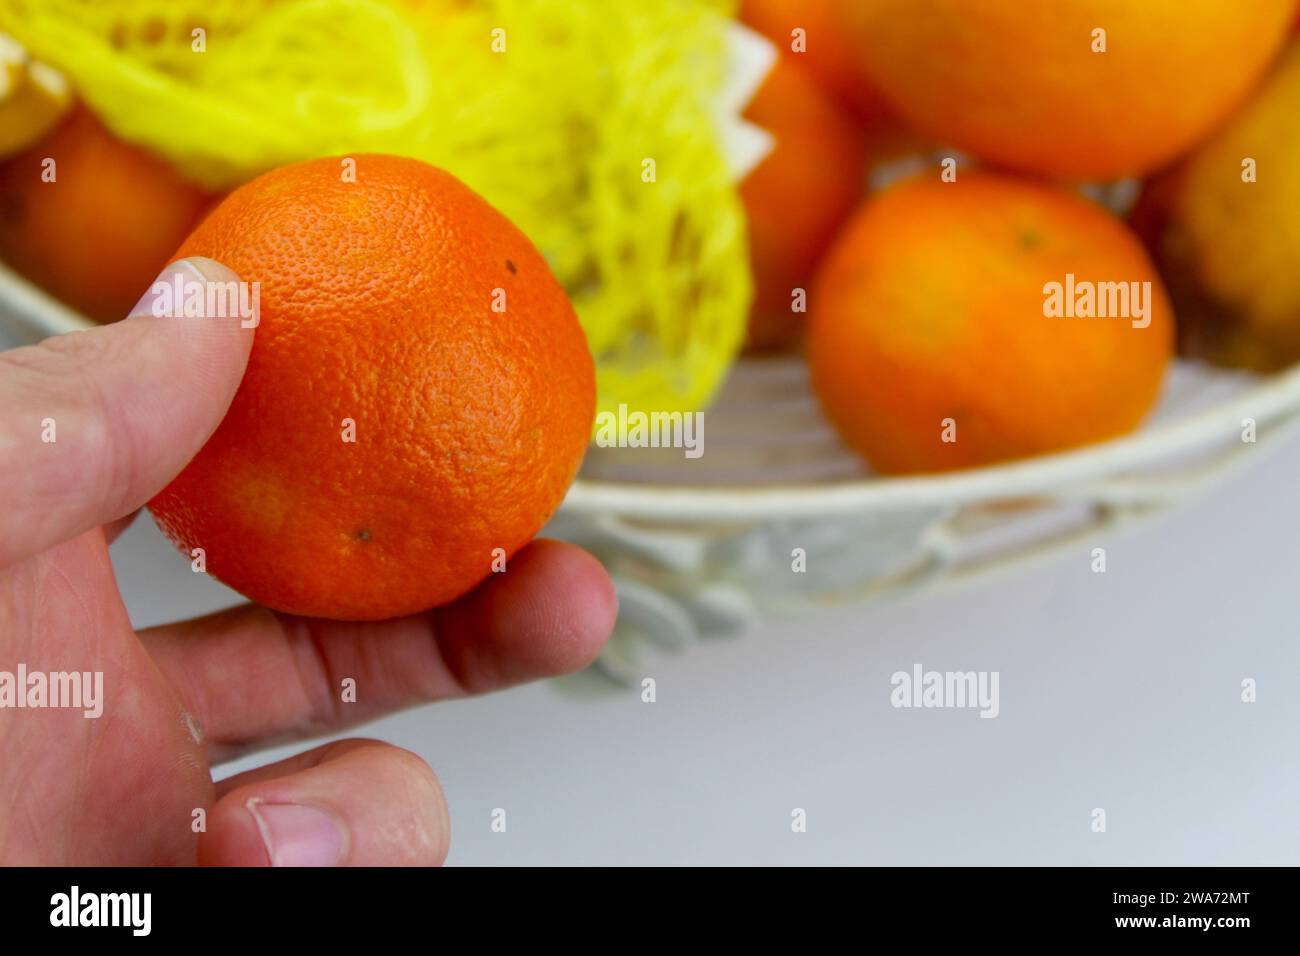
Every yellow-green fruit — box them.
[1134,43,1300,371]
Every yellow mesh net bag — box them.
[0,0,751,419]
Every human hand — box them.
[0,258,616,866]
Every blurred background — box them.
[2,0,1299,864]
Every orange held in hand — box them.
[842,0,1298,180]
[149,155,596,621]
[808,172,1173,475]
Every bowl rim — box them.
[562,362,1300,520]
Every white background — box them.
[107,432,1300,866]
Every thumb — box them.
[0,257,254,568]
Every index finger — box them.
[139,538,618,763]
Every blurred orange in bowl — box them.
[809,172,1174,474]
[841,0,1298,180]
[0,106,215,323]
[741,57,867,350]
[740,0,891,124]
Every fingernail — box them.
[127,257,231,320]
[246,798,348,867]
